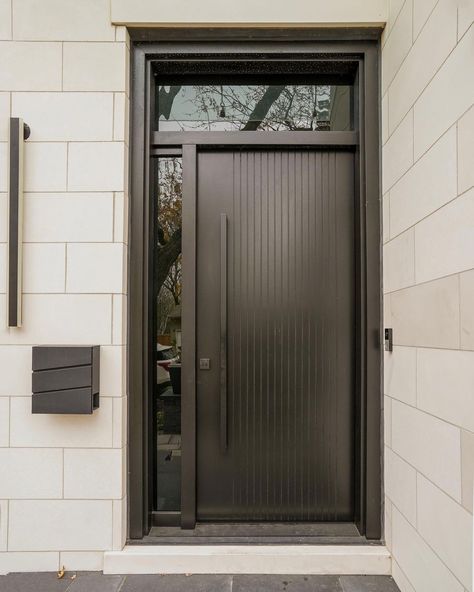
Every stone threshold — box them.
[103,544,391,575]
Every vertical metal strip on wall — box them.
[7,118,25,328]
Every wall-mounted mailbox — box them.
[32,346,100,414]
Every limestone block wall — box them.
[381,1,474,590]
[0,0,130,573]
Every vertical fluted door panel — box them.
[197,149,355,521]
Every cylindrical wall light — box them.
[7,117,30,328]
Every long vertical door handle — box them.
[220,213,228,451]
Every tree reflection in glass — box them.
[157,84,351,131]
[155,157,182,513]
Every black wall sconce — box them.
[32,346,100,414]
[7,118,30,328]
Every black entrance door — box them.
[196,149,355,521]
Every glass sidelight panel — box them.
[157,84,352,132]
[154,157,182,513]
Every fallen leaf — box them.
[57,566,65,579]
[70,574,77,580]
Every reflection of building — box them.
[165,304,182,349]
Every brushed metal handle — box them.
[220,213,228,451]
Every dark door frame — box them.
[128,29,382,541]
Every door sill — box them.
[103,544,390,575]
[140,521,373,545]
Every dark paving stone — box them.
[66,573,124,592]
[0,572,71,592]
[120,574,232,592]
[0,573,401,592]
[340,576,401,592]
[233,575,343,592]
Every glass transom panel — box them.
[157,84,352,132]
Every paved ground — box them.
[0,572,401,591]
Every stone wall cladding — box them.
[0,0,130,574]
[382,1,474,590]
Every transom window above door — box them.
[156,83,353,132]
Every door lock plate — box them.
[199,358,211,370]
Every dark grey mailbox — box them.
[32,346,100,414]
